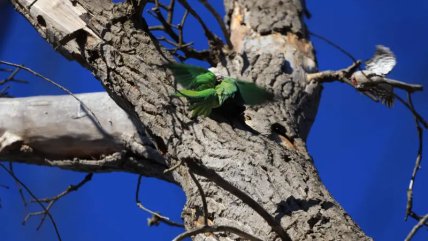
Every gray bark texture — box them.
[5,0,371,240]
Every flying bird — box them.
[167,63,270,117]
[351,45,397,107]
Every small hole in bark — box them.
[37,15,46,27]
[271,123,286,135]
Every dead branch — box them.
[0,61,101,127]
[0,162,62,241]
[309,31,359,63]
[9,163,29,208]
[135,175,184,227]
[306,61,361,84]
[25,173,93,230]
[362,79,423,93]
[176,0,221,46]
[403,92,428,240]
[0,65,28,97]
[188,168,209,226]
[405,214,428,241]
[197,0,232,49]
[146,0,212,62]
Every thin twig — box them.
[361,79,423,93]
[27,173,93,230]
[177,10,189,48]
[149,6,180,42]
[158,36,193,48]
[176,0,221,44]
[306,61,361,84]
[405,94,424,220]
[0,66,29,97]
[163,160,183,173]
[0,162,62,241]
[9,163,28,207]
[394,94,428,129]
[0,61,102,127]
[405,214,428,241]
[198,0,232,49]
[146,1,212,62]
[185,160,292,241]
[135,175,184,228]
[309,31,358,64]
[173,224,264,241]
[188,169,208,226]
[166,0,175,24]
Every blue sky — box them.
[0,1,427,241]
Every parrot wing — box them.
[235,80,271,105]
[176,88,216,100]
[190,95,218,117]
[166,63,217,89]
[365,45,396,76]
[215,78,238,105]
[175,88,219,117]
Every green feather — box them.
[188,91,219,117]
[166,63,217,89]
[176,88,216,100]
[215,78,238,105]
[235,80,270,105]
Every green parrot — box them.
[167,63,270,117]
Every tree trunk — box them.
[4,0,371,240]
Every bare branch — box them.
[306,61,361,84]
[188,169,209,226]
[0,61,102,127]
[362,79,423,93]
[0,65,28,97]
[163,160,183,173]
[25,173,93,230]
[135,175,184,228]
[394,94,428,129]
[166,0,175,24]
[198,0,232,49]
[146,2,211,62]
[405,214,428,241]
[9,163,28,207]
[309,31,359,64]
[0,162,62,241]
[176,0,221,45]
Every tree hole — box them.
[37,15,46,27]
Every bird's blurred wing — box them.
[215,78,238,105]
[176,88,216,100]
[166,63,216,88]
[189,93,218,117]
[365,45,396,75]
[235,80,271,105]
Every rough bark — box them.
[4,0,371,240]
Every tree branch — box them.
[135,175,184,227]
[0,162,63,241]
[405,214,428,241]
